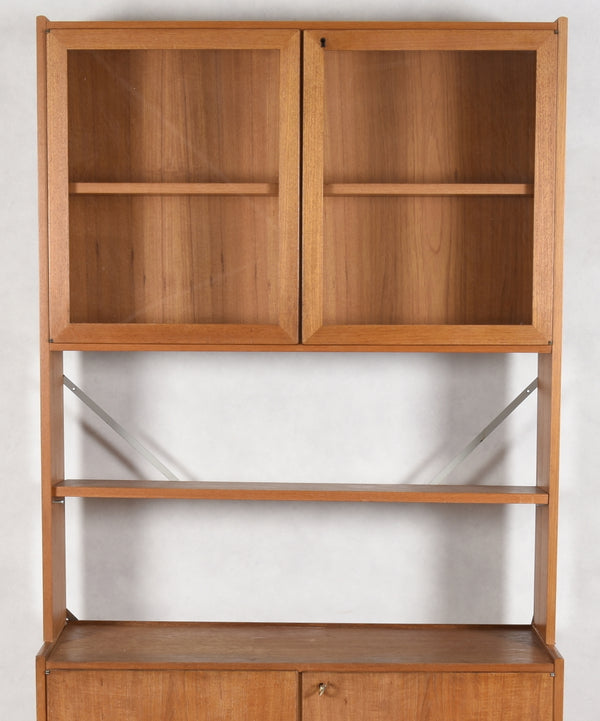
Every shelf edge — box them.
[54,481,549,504]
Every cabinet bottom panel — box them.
[302,671,554,721]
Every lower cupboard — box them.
[44,669,555,721]
[303,672,555,721]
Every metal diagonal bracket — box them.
[429,378,538,484]
[63,375,180,481]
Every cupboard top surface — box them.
[46,622,556,671]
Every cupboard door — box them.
[302,672,554,721]
[302,29,558,347]
[47,670,297,721]
[45,29,300,346]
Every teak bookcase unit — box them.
[36,17,567,721]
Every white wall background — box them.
[0,0,597,719]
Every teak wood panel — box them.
[45,28,299,344]
[68,195,280,325]
[67,49,279,183]
[46,670,297,721]
[322,196,533,326]
[323,50,536,184]
[302,672,554,721]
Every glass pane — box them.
[324,51,536,184]
[68,49,280,183]
[323,196,533,325]
[69,195,280,324]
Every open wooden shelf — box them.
[44,622,556,672]
[54,480,549,504]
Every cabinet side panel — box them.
[37,16,50,344]
[36,647,51,721]
[553,653,564,721]
[46,32,71,340]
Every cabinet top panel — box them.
[38,17,562,31]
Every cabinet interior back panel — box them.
[67,49,280,183]
[323,196,533,326]
[324,51,536,184]
[69,195,280,324]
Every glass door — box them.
[302,29,558,348]
[46,28,300,346]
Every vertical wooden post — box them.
[533,16,567,647]
[534,352,561,644]
[38,15,66,642]
[40,349,66,641]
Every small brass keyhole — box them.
[318,682,328,697]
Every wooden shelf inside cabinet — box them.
[54,480,549,505]
[323,183,534,196]
[69,182,280,196]
[43,622,557,672]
